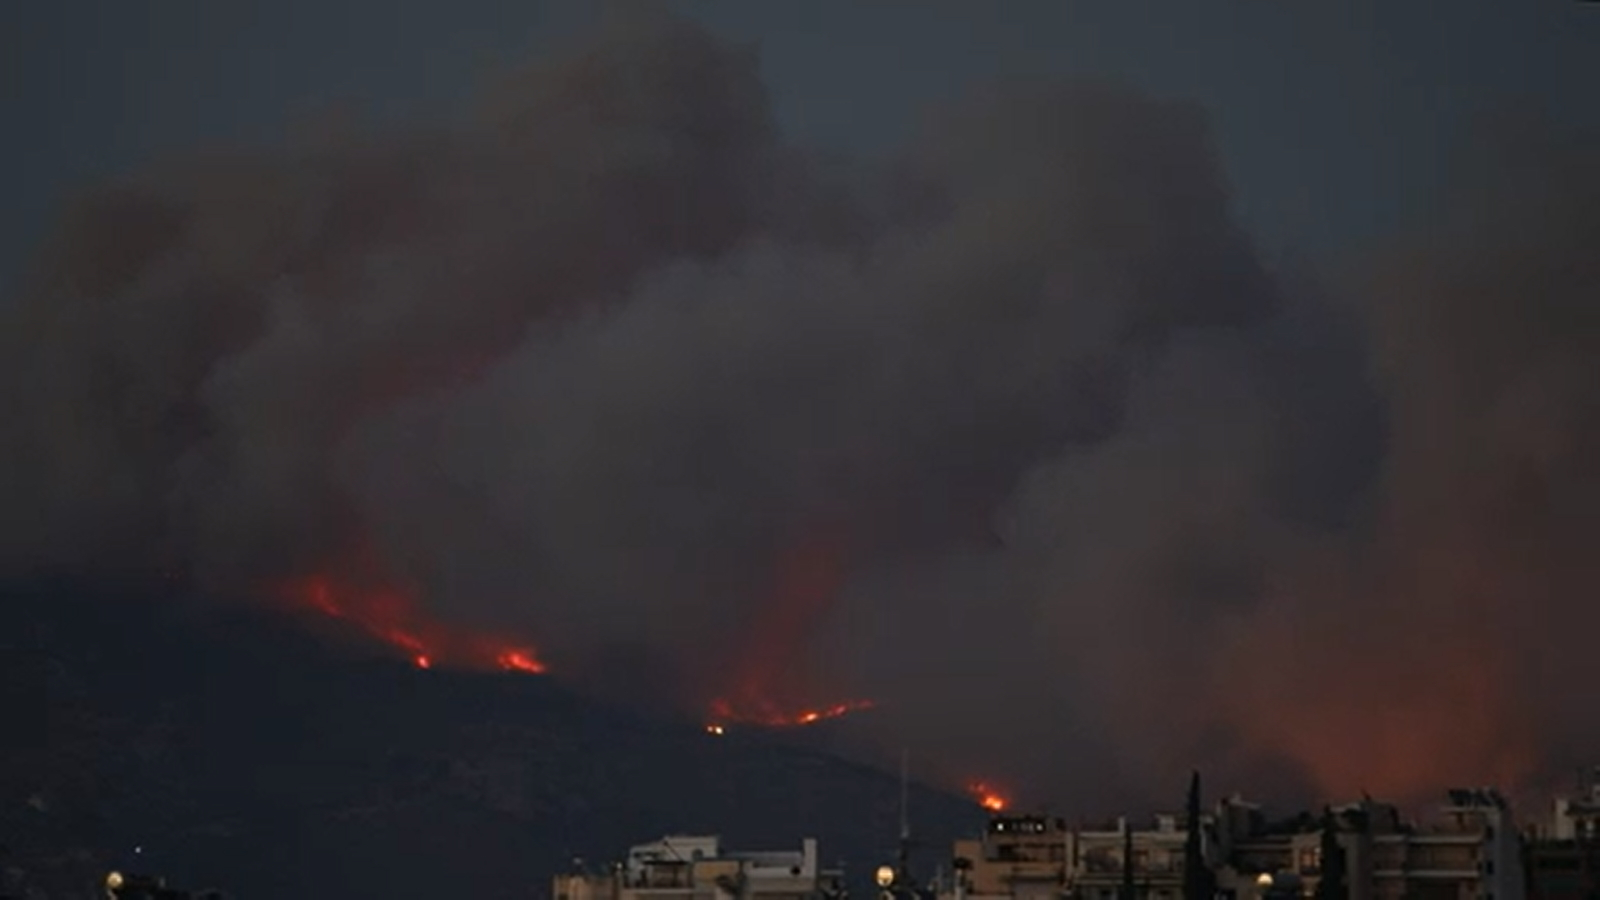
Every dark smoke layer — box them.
[3,10,1596,814]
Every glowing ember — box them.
[707,696,875,729]
[968,781,1008,812]
[285,573,547,676]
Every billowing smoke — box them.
[4,10,1597,813]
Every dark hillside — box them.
[1,576,985,900]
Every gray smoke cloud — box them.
[4,11,1597,814]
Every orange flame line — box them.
[287,574,546,676]
[706,697,875,730]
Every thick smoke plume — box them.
[4,11,1597,813]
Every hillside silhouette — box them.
[2,575,984,900]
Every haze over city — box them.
[4,0,1598,861]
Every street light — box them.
[875,861,938,900]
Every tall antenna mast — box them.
[897,748,911,881]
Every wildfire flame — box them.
[287,573,546,675]
[286,570,877,735]
[968,781,1008,812]
[704,696,875,733]
[497,650,545,674]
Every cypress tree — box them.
[1315,808,1349,900]
[1183,772,1216,900]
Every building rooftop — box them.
[987,816,1067,836]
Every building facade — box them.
[949,815,1072,900]
[943,811,1218,900]
[1526,768,1600,900]
[1072,814,1196,900]
[940,790,1525,900]
[554,835,844,900]
[1231,790,1523,900]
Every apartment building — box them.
[1071,814,1195,900]
[554,835,844,900]
[1373,790,1522,900]
[1526,767,1600,900]
[942,810,1215,900]
[1545,768,1600,843]
[939,789,1523,900]
[949,815,1072,900]
[1219,790,1523,900]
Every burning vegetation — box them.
[286,570,874,734]
[287,573,548,675]
[705,696,876,732]
[691,533,881,732]
[968,781,1009,812]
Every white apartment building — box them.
[555,835,843,900]
[1546,767,1600,842]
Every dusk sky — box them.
[8,0,1597,293]
[4,1,1600,815]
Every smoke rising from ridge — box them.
[4,11,1598,813]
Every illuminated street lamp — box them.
[104,870,169,899]
[875,861,936,900]
[102,870,223,899]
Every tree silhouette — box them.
[1314,808,1348,900]
[1183,772,1216,900]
